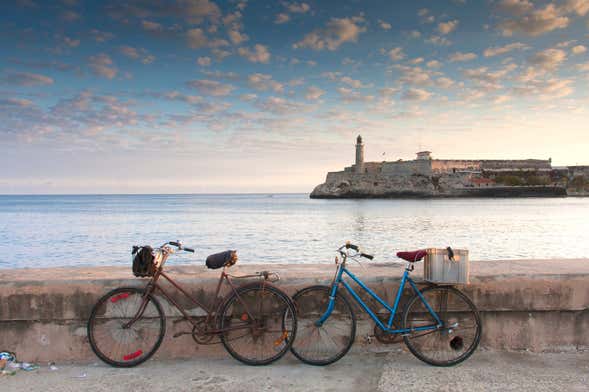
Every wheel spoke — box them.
[403,287,481,366]
[88,288,165,367]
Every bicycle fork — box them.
[122,283,156,329]
[316,264,344,326]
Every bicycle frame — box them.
[125,264,264,336]
[317,262,442,334]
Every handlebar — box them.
[340,242,374,260]
[167,241,195,253]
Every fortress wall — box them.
[481,159,552,170]
[325,171,351,183]
[381,160,432,176]
[361,162,383,174]
[0,259,588,362]
[431,160,481,174]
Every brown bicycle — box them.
[87,241,297,367]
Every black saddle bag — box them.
[206,250,237,269]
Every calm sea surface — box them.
[0,194,588,269]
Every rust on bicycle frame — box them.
[124,263,268,337]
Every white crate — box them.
[424,248,469,284]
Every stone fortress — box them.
[310,135,589,198]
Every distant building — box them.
[310,136,572,198]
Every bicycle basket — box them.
[424,248,469,284]
[132,245,156,277]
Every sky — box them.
[1,0,589,194]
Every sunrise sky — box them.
[1,0,589,193]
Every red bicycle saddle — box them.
[396,250,427,262]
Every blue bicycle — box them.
[290,243,481,366]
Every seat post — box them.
[405,261,414,272]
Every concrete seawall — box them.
[1,259,588,363]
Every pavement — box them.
[2,349,588,392]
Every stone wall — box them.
[0,259,588,363]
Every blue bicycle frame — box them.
[317,263,442,334]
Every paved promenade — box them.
[2,350,588,392]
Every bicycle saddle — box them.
[396,250,427,262]
[206,250,238,269]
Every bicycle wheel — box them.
[402,286,481,366]
[290,285,356,366]
[87,287,166,367]
[219,284,297,366]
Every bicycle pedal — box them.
[172,331,192,338]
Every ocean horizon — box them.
[1,194,588,270]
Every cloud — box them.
[61,10,80,22]
[560,0,589,16]
[378,87,398,96]
[577,61,589,72]
[274,2,310,24]
[201,70,240,81]
[340,76,371,88]
[513,78,574,99]
[275,13,290,24]
[449,52,477,62]
[120,46,140,58]
[255,96,306,114]
[119,46,155,64]
[401,88,432,101]
[436,77,455,88]
[394,65,437,86]
[388,47,405,61]
[408,30,421,38]
[109,0,221,25]
[228,29,248,45]
[157,91,203,105]
[378,19,392,30]
[0,98,34,107]
[238,44,271,63]
[88,53,118,79]
[497,3,571,36]
[187,79,235,96]
[438,20,459,34]
[186,28,208,49]
[426,35,451,46]
[63,36,80,47]
[305,86,325,100]
[247,73,284,93]
[1,72,54,86]
[337,87,374,103]
[572,45,587,54]
[211,48,231,61]
[286,2,310,13]
[418,8,435,24]
[141,20,163,32]
[293,16,366,51]
[426,60,442,68]
[496,0,534,16]
[197,56,212,66]
[463,64,518,90]
[528,48,567,71]
[90,29,115,43]
[493,95,512,104]
[483,42,528,57]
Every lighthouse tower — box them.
[355,135,364,173]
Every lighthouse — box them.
[355,135,364,173]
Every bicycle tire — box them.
[402,286,481,366]
[87,287,166,367]
[290,285,356,366]
[219,284,297,366]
